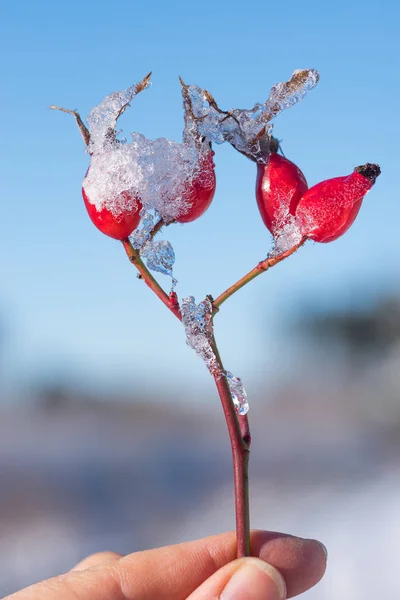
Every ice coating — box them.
[225,371,249,415]
[141,240,177,290]
[181,296,221,375]
[87,80,151,148]
[183,69,319,162]
[130,210,177,287]
[272,215,304,255]
[264,69,320,121]
[269,198,304,256]
[130,209,157,249]
[84,76,209,223]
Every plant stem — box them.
[148,218,165,240]
[122,238,252,557]
[213,238,306,310]
[211,335,251,557]
[121,238,181,320]
[215,374,251,557]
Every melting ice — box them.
[181,296,220,375]
[182,69,319,163]
[225,371,249,416]
[141,240,177,289]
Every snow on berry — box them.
[83,75,217,231]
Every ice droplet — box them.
[226,371,249,415]
[181,296,221,375]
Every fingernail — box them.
[308,539,328,562]
[318,541,328,561]
[222,558,286,600]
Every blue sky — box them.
[0,0,398,403]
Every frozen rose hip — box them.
[175,151,216,223]
[82,169,142,240]
[256,140,308,235]
[295,163,381,243]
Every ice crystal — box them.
[269,196,304,256]
[226,371,249,415]
[181,296,220,375]
[130,210,157,250]
[272,215,303,256]
[141,240,177,290]
[183,69,319,163]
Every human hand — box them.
[4,530,326,599]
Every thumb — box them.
[187,557,286,600]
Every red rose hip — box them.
[295,163,381,243]
[82,168,142,240]
[256,142,308,235]
[82,188,142,240]
[175,151,216,223]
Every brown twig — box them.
[121,235,252,556]
[211,334,251,557]
[214,373,251,557]
[121,238,181,320]
[121,230,303,559]
[213,238,307,311]
[148,217,165,241]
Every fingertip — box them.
[222,558,286,600]
[188,557,286,600]
[257,534,327,597]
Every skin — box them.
[4,530,327,600]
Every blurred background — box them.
[1,0,399,596]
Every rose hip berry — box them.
[295,163,381,243]
[256,139,308,235]
[175,151,216,223]
[82,169,142,240]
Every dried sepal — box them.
[49,105,90,146]
[112,71,152,128]
[262,69,320,122]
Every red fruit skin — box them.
[175,151,216,223]
[295,171,375,243]
[82,187,142,240]
[256,153,308,234]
